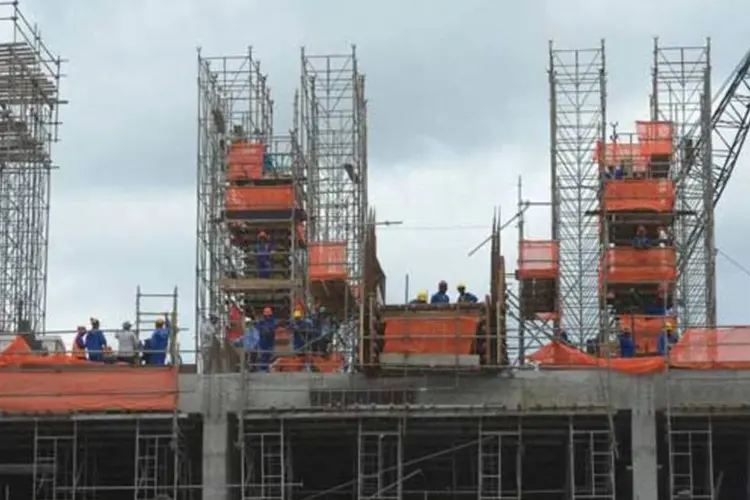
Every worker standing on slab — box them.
[199,313,220,372]
[456,283,478,303]
[234,318,260,371]
[430,281,450,304]
[115,321,138,365]
[145,316,170,365]
[85,318,107,362]
[256,231,273,279]
[255,307,279,372]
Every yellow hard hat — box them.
[293,310,303,319]
[665,321,674,332]
[457,282,466,289]
[417,290,428,301]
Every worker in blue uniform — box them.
[145,316,171,365]
[657,322,678,356]
[255,307,279,371]
[430,281,450,304]
[85,318,108,362]
[256,231,273,279]
[234,318,260,371]
[456,283,478,303]
[290,309,315,354]
[409,291,428,305]
[619,329,636,358]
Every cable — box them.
[716,247,750,279]
[378,224,488,232]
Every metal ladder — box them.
[570,427,615,499]
[478,429,521,500]
[242,431,287,500]
[358,421,402,499]
[33,435,75,500]
[668,425,715,499]
[135,286,180,364]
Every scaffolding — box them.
[548,40,606,346]
[195,47,274,369]
[299,46,367,363]
[652,39,714,331]
[136,286,180,365]
[0,2,64,335]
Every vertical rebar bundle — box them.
[0,2,63,335]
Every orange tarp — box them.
[228,304,244,342]
[309,242,348,280]
[670,328,750,369]
[517,240,559,280]
[225,185,296,212]
[619,315,675,354]
[636,121,673,156]
[228,141,265,181]
[273,353,344,373]
[602,247,676,283]
[0,336,177,414]
[602,179,675,212]
[527,340,666,374]
[594,142,647,172]
[383,316,480,355]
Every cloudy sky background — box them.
[14,0,750,355]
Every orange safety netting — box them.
[602,179,675,212]
[517,240,559,280]
[594,142,648,172]
[527,340,666,374]
[227,141,265,181]
[309,242,348,280]
[383,316,480,355]
[602,247,676,283]
[635,121,673,156]
[670,328,750,369]
[273,353,345,373]
[0,336,177,414]
[225,185,297,212]
[619,315,676,354]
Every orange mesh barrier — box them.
[225,185,296,212]
[228,141,265,181]
[517,240,559,280]
[670,328,750,369]
[527,340,666,374]
[602,179,675,212]
[309,242,348,280]
[383,316,480,355]
[0,337,177,413]
[602,247,676,283]
[636,121,673,156]
[273,353,344,373]
[619,315,675,354]
[536,312,559,322]
[594,142,647,172]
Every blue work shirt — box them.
[657,332,677,355]
[255,317,279,350]
[430,292,450,304]
[84,329,107,361]
[148,320,171,365]
[290,318,315,351]
[234,327,260,351]
[633,236,651,249]
[457,292,478,304]
[619,334,636,358]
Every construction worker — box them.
[618,328,636,358]
[290,309,315,353]
[430,281,450,304]
[313,306,333,355]
[199,313,220,372]
[456,283,478,303]
[72,326,87,360]
[145,316,171,366]
[409,291,428,305]
[657,322,678,356]
[255,307,279,371]
[115,321,139,365]
[256,231,273,279]
[632,225,651,249]
[554,326,570,344]
[233,318,260,371]
[85,318,107,362]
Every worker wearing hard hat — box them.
[657,321,678,356]
[144,316,171,366]
[256,231,273,279]
[115,321,139,365]
[430,281,450,304]
[456,283,478,304]
[618,327,636,358]
[409,291,428,305]
[255,307,279,371]
[85,318,108,362]
[234,317,260,371]
[290,309,315,357]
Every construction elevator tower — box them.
[0,3,64,334]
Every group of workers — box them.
[200,306,334,372]
[558,320,679,358]
[73,316,172,366]
[409,281,479,305]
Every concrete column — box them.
[202,414,231,500]
[631,377,658,500]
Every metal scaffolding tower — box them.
[195,47,273,358]
[299,46,367,281]
[652,39,714,330]
[548,41,607,346]
[0,2,64,335]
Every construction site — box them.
[3,2,750,499]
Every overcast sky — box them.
[16,0,750,356]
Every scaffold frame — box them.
[652,38,715,330]
[549,40,607,346]
[0,1,64,335]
